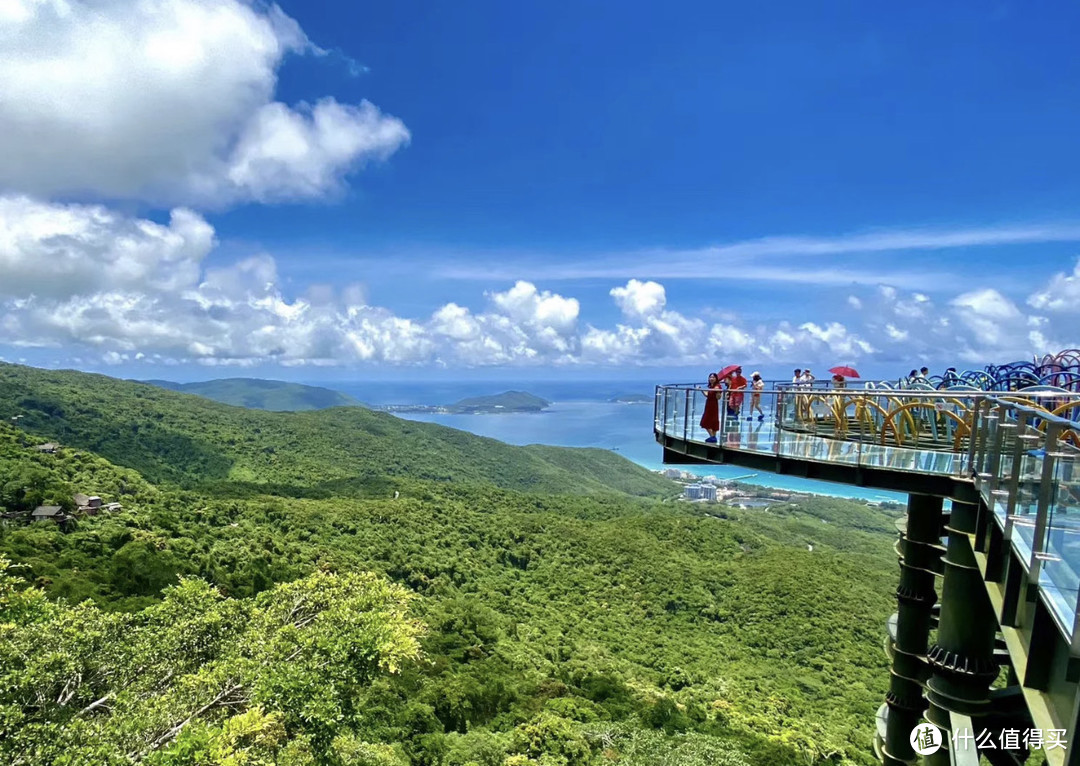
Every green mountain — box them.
[449,390,551,413]
[0,363,670,497]
[141,377,364,411]
[0,362,901,766]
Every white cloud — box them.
[437,224,1080,288]
[949,288,1024,357]
[223,99,408,203]
[0,0,408,206]
[884,324,909,342]
[1,199,1079,368]
[488,281,579,335]
[0,195,213,299]
[611,279,666,319]
[797,322,875,359]
[424,287,581,366]
[581,281,708,363]
[1028,257,1080,313]
[952,288,1022,321]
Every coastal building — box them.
[34,443,59,454]
[682,483,717,502]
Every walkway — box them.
[656,383,1080,643]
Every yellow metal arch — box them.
[881,402,971,448]
[1051,401,1080,421]
[836,396,889,438]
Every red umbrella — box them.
[717,364,741,379]
[829,366,860,378]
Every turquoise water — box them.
[388,400,906,503]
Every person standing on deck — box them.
[749,371,765,421]
[700,372,722,443]
[793,368,811,420]
[727,367,748,418]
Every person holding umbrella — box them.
[726,366,748,418]
[714,364,740,423]
[829,366,859,389]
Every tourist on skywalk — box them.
[727,367,748,418]
[792,368,803,387]
[749,372,765,421]
[940,367,960,388]
[801,368,816,387]
[831,373,846,389]
[700,372,721,443]
[905,369,919,386]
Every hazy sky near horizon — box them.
[1,0,1079,377]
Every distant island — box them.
[141,378,364,412]
[610,393,653,404]
[377,390,551,415]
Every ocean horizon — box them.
[327,380,907,504]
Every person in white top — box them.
[749,371,766,421]
[801,369,816,387]
[792,368,803,387]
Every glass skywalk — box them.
[654,383,1080,647]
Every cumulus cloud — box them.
[949,288,1028,357]
[0,198,585,366]
[611,279,667,319]
[0,0,408,206]
[581,281,707,363]
[2,198,1079,368]
[0,196,213,299]
[423,285,581,365]
[1028,257,1080,313]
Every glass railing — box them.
[655,382,1080,649]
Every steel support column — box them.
[924,500,1001,764]
[882,494,945,765]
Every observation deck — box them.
[654,378,1080,766]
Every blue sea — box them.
[325,379,906,504]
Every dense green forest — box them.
[142,378,366,412]
[0,363,902,765]
[0,364,672,497]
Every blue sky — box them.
[1,0,1079,379]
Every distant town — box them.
[375,391,551,415]
[656,468,899,509]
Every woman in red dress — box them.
[700,372,721,443]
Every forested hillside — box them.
[142,377,365,411]
[0,364,672,497]
[0,363,902,766]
